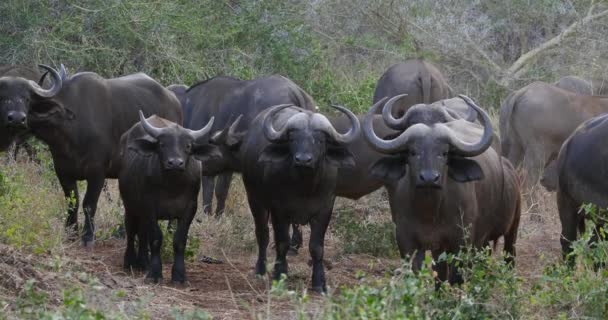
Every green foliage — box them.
[0,159,64,254]
[333,208,399,258]
[159,221,201,263]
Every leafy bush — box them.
[333,208,399,258]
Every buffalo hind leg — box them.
[146,220,163,283]
[309,208,332,293]
[214,172,232,216]
[271,215,290,281]
[249,198,269,276]
[201,175,216,216]
[82,177,105,247]
[504,208,521,267]
[288,224,303,256]
[172,204,197,284]
[57,175,79,241]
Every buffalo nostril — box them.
[295,154,312,163]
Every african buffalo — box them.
[363,94,521,284]
[0,65,182,246]
[554,76,593,95]
[554,75,608,96]
[211,103,359,292]
[119,112,218,283]
[183,75,315,216]
[554,114,608,259]
[373,59,452,115]
[500,81,608,190]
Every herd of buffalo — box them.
[1,59,607,292]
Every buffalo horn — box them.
[363,97,426,153]
[440,95,493,157]
[381,94,409,130]
[139,110,168,139]
[262,104,295,142]
[186,117,215,141]
[27,65,62,98]
[313,105,360,144]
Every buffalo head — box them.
[364,94,493,188]
[259,104,360,170]
[130,111,220,171]
[0,65,62,130]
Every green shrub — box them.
[333,208,399,258]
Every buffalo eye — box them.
[409,150,418,157]
[185,143,192,152]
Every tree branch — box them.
[500,7,608,86]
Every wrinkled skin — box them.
[500,81,608,191]
[373,59,453,116]
[210,105,359,293]
[555,114,608,261]
[119,115,218,283]
[0,67,182,246]
[364,98,521,285]
[181,76,315,217]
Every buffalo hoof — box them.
[144,277,163,284]
[255,261,267,276]
[82,239,95,249]
[171,280,189,289]
[311,285,327,294]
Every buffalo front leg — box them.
[557,191,580,264]
[123,211,138,271]
[214,172,233,216]
[146,220,163,283]
[172,204,196,284]
[201,175,216,216]
[271,215,290,281]
[57,175,79,241]
[249,198,269,276]
[82,177,105,247]
[395,224,425,271]
[309,210,332,293]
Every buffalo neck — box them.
[410,186,445,223]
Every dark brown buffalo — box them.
[119,112,218,283]
[363,94,521,284]
[554,114,608,259]
[500,81,608,191]
[184,76,315,216]
[235,104,359,293]
[0,65,182,246]
[373,59,452,115]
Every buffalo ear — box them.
[370,156,407,182]
[128,135,157,157]
[448,157,484,182]
[192,143,223,162]
[259,144,290,164]
[326,146,355,169]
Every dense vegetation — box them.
[1,0,608,318]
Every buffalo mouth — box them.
[415,183,442,190]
